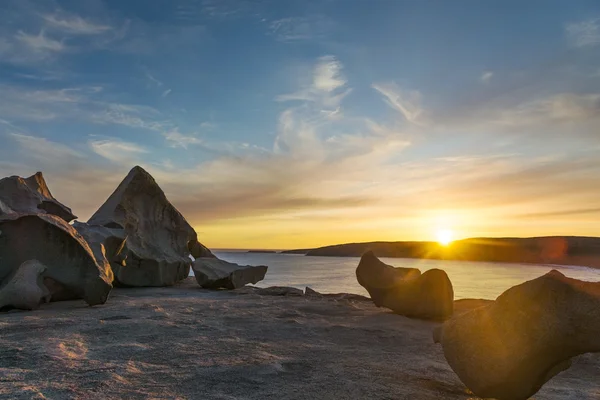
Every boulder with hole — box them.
[0,213,113,305]
[0,172,76,221]
[433,270,600,400]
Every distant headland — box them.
[282,237,600,269]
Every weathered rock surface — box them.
[86,166,214,287]
[0,172,76,222]
[304,286,372,301]
[356,251,454,320]
[193,257,268,289]
[305,286,320,296]
[356,251,420,306]
[433,270,600,400]
[233,286,302,298]
[0,213,113,306]
[0,260,51,311]
[255,286,303,296]
[321,292,372,302]
[0,199,17,218]
[0,278,597,399]
[234,286,304,296]
[188,240,215,259]
[237,286,371,300]
[73,221,128,271]
[451,298,493,316]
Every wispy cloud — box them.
[0,135,125,219]
[6,29,67,62]
[5,132,599,241]
[480,71,494,83]
[90,139,149,165]
[0,119,21,130]
[144,72,173,98]
[112,18,207,56]
[0,84,176,135]
[0,85,94,121]
[273,56,360,160]
[92,103,169,131]
[9,133,84,161]
[313,55,346,92]
[372,83,425,125]
[516,207,600,219]
[426,82,600,140]
[200,0,255,19]
[146,72,163,87]
[269,16,334,42]
[3,114,599,246]
[277,55,352,112]
[200,121,217,130]
[433,155,600,211]
[164,128,203,149]
[566,18,600,47]
[0,6,117,66]
[493,93,600,126]
[42,13,111,35]
[13,71,63,81]
[15,30,65,52]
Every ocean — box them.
[197,251,600,300]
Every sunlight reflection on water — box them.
[196,251,600,300]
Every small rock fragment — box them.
[193,257,268,289]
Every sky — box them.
[1,0,599,249]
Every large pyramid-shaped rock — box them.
[433,270,600,400]
[86,166,214,287]
[356,251,454,320]
[0,172,76,222]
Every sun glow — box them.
[436,229,454,246]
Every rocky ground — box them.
[1,278,598,400]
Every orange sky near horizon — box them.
[194,206,600,250]
[5,153,597,251]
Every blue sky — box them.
[1,0,599,248]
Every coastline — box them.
[276,252,600,271]
[1,278,598,399]
[279,237,600,271]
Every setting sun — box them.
[436,229,454,246]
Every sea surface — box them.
[199,251,600,300]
